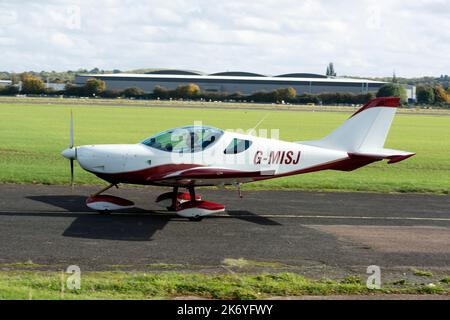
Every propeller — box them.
[70,110,74,188]
[70,110,74,149]
[60,110,78,189]
[61,111,78,188]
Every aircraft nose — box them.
[61,147,77,160]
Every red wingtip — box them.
[351,97,400,118]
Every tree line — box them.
[416,84,450,106]
[1,74,449,107]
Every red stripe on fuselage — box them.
[91,158,354,186]
[92,163,203,185]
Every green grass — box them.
[0,261,47,268]
[412,269,434,277]
[2,96,450,115]
[222,258,289,269]
[341,275,363,285]
[0,271,448,300]
[145,263,186,269]
[0,102,449,194]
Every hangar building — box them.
[75,70,416,100]
[0,80,12,87]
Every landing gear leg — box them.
[237,183,243,199]
[188,186,196,202]
[91,183,118,197]
[167,186,179,211]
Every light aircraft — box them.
[62,97,414,221]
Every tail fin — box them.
[303,97,415,165]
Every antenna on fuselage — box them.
[248,113,270,136]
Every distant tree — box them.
[297,93,321,104]
[20,74,45,94]
[376,83,407,102]
[392,71,398,83]
[101,89,122,98]
[326,62,336,77]
[227,92,244,100]
[200,91,228,102]
[433,85,450,104]
[353,92,376,104]
[174,83,201,98]
[89,68,100,74]
[416,85,435,104]
[44,87,56,95]
[11,73,21,85]
[153,85,169,99]
[275,87,297,102]
[5,85,19,95]
[319,93,341,104]
[250,90,277,103]
[0,85,19,96]
[122,87,144,98]
[84,78,106,96]
[64,84,84,96]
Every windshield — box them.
[141,126,224,153]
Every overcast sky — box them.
[0,0,448,77]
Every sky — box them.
[0,0,449,77]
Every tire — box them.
[97,210,111,215]
[188,216,203,222]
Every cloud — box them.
[0,0,448,77]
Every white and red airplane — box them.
[62,97,414,221]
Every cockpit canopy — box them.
[141,126,224,153]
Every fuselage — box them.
[63,127,350,187]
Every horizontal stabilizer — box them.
[350,148,416,164]
[331,148,415,172]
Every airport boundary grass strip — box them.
[0,271,448,300]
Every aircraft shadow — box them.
[23,195,281,241]
[225,210,282,226]
[27,195,148,213]
[27,195,165,241]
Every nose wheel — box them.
[188,216,204,222]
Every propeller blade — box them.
[70,159,74,188]
[70,110,74,148]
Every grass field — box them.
[0,102,449,194]
[0,270,448,300]
[2,96,450,115]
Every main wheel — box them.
[188,216,203,222]
[97,210,111,215]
